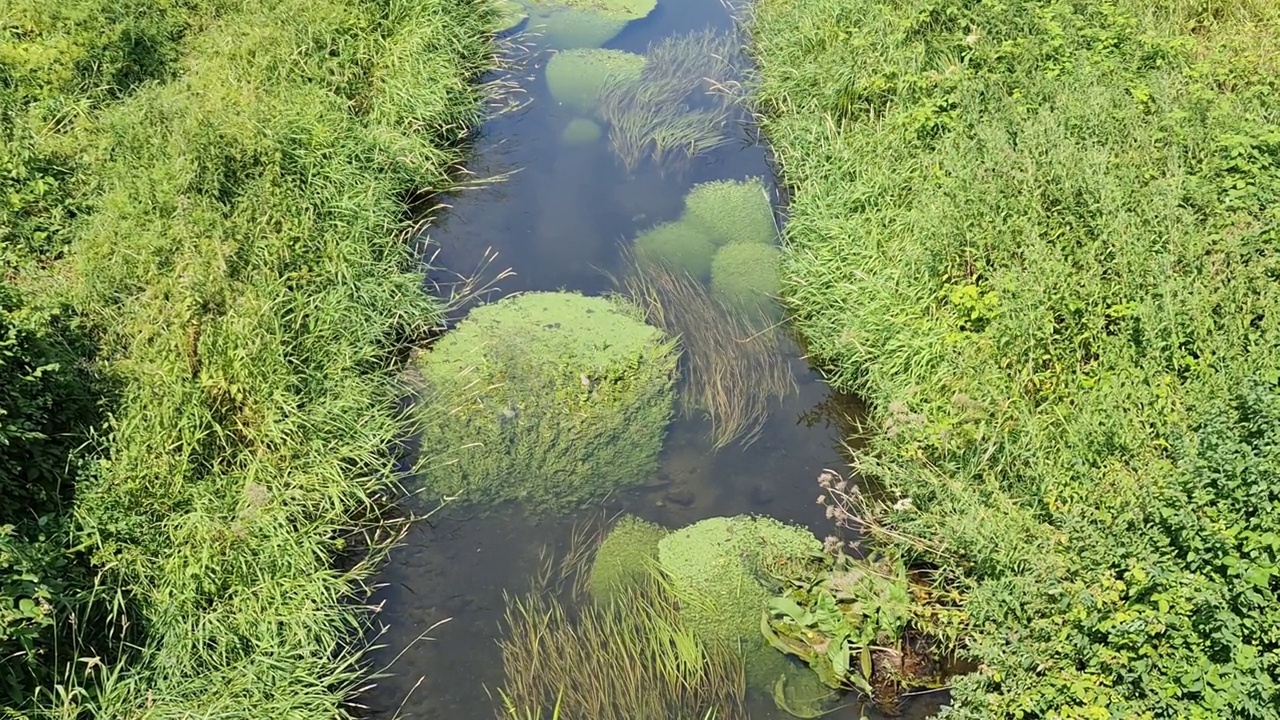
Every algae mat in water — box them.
[413,292,677,512]
[522,0,656,49]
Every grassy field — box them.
[1,0,494,715]
[748,0,1280,717]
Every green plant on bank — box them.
[682,178,778,247]
[521,0,657,49]
[412,292,677,512]
[749,0,1280,716]
[545,49,646,115]
[613,248,796,450]
[1,0,499,715]
[497,531,749,720]
[597,29,743,173]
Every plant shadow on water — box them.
[365,0,951,718]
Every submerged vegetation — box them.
[497,525,750,720]
[412,292,678,512]
[615,248,795,450]
[750,0,1280,715]
[682,178,778,247]
[1,0,495,713]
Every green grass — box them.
[748,0,1280,716]
[2,0,496,715]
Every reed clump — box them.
[614,248,795,451]
[497,529,749,720]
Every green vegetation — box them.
[561,117,603,146]
[545,49,645,115]
[598,30,741,173]
[413,292,678,512]
[614,249,796,450]
[588,515,668,605]
[499,531,749,720]
[656,516,821,692]
[750,0,1280,716]
[710,243,781,314]
[682,178,777,247]
[633,221,716,280]
[523,0,656,49]
[1,0,495,714]
[493,0,528,33]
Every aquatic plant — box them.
[656,516,821,690]
[587,515,668,605]
[614,248,795,450]
[560,117,602,146]
[633,221,716,280]
[492,0,527,33]
[523,0,657,49]
[597,30,743,173]
[498,533,749,720]
[545,49,645,115]
[710,243,781,314]
[413,292,677,512]
[682,178,778,247]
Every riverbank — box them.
[1,0,494,714]
[750,0,1280,716]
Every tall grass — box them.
[747,0,1280,716]
[2,0,498,715]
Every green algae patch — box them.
[634,221,716,280]
[588,515,668,604]
[711,243,781,313]
[561,117,603,146]
[683,177,777,247]
[492,0,527,33]
[546,49,645,114]
[656,515,821,691]
[523,0,655,49]
[414,292,677,513]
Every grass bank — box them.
[2,0,494,714]
[748,0,1280,716]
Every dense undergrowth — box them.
[749,0,1280,717]
[2,0,494,714]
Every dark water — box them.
[364,2,949,718]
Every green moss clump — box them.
[492,0,527,33]
[561,117,603,146]
[414,292,678,512]
[588,515,668,604]
[524,0,656,49]
[656,515,820,690]
[634,221,716,281]
[546,49,645,114]
[682,178,777,247]
[710,243,781,312]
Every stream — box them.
[364,0,951,717]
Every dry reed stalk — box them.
[613,249,796,450]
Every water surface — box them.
[365,2,949,717]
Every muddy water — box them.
[363,1,950,718]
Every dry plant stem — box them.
[613,249,795,450]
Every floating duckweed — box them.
[634,221,716,280]
[588,515,668,604]
[413,292,677,513]
[492,0,527,33]
[683,177,777,247]
[656,515,821,690]
[711,243,782,313]
[561,117,603,146]
[546,49,646,114]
